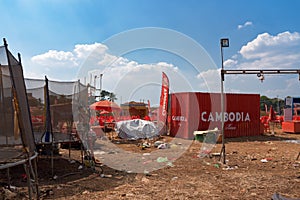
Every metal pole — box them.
[277,95,280,115]
[220,43,226,164]
[94,75,97,100]
[94,75,97,89]
[100,74,103,99]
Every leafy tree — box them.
[260,95,270,111]
[108,92,117,102]
[100,90,117,102]
[260,95,285,115]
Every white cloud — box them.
[31,50,77,67]
[196,69,221,92]
[95,61,183,105]
[28,42,182,104]
[237,21,253,30]
[240,31,300,60]
[31,42,109,70]
[224,59,238,67]
[74,43,108,59]
[97,53,119,66]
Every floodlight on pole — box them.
[221,38,229,48]
[220,38,229,164]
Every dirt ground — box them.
[1,128,300,200]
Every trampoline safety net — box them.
[0,44,36,154]
[25,77,89,144]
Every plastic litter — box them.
[142,142,151,148]
[100,174,112,178]
[69,160,76,164]
[154,141,164,147]
[157,143,169,149]
[260,159,268,163]
[214,164,220,168]
[167,162,174,167]
[144,170,150,175]
[222,166,238,170]
[156,157,169,163]
[271,193,299,200]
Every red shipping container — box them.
[169,92,261,139]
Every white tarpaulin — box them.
[116,119,159,139]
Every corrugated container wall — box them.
[169,92,261,139]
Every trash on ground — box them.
[157,143,169,149]
[260,159,268,163]
[100,174,112,178]
[156,157,169,163]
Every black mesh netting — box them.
[25,77,89,143]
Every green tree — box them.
[100,90,117,102]
[260,95,285,115]
[108,93,117,102]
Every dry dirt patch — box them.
[1,130,300,199]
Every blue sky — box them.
[1,0,300,105]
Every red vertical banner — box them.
[158,72,169,134]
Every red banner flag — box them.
[158,72,169,134]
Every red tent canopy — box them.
[90,100,121,112]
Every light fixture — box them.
[221,38,229,47]
[257,73,264,82]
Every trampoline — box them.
[0,39,39,199]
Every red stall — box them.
[169,92,261,139]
